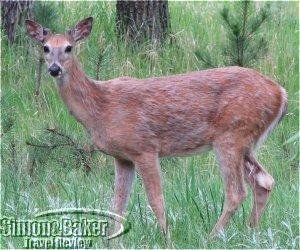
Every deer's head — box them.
[25,17,93,78]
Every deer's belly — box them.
[159,143,212,157]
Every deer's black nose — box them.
[49,63,61,77]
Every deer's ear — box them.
[25,20,51,43]
[68,17,93,42]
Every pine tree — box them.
[195,1,270,68]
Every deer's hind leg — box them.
[211,137,248,236]
[244,153,275,228]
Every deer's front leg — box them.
[112,158,135,217]
[134,152,167,234]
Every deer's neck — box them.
[57,58,108,130]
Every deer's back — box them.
[96,66,284,157]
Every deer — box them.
[25,17,287,237]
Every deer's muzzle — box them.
[49,63,62,77]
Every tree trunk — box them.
[116,0,170,45]
[1,0,34,43]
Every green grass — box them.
[1,1,299,249]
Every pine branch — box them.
[248,11,269,36]
[26,128,100,173]
[220,7,233,30]
[246,37,268,63]
[194,50,216,68]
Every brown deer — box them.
[25,17,287,236]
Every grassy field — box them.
[1,1,299,249]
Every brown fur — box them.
[26,18,288,236]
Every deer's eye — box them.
[43,46,50,53]
[65,45,72,53]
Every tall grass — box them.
[1,1,299,249]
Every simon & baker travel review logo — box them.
[0,208,130,249]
